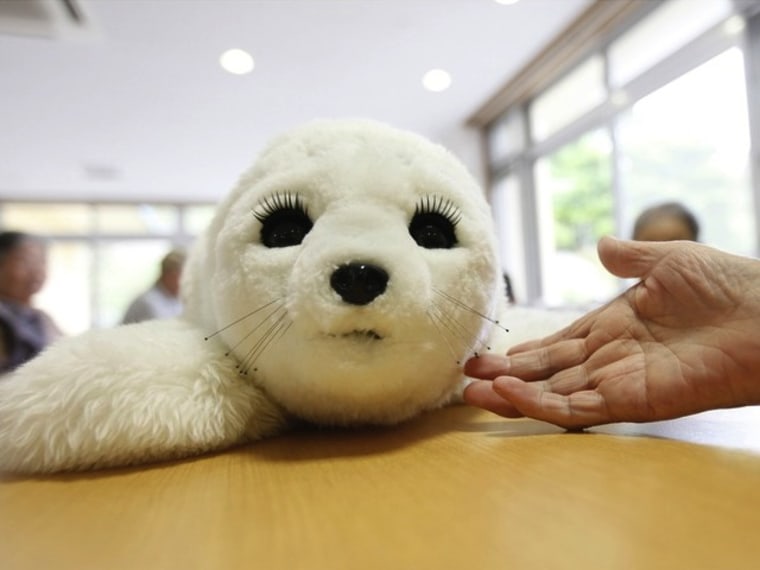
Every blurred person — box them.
[632,201,700,242]
[122,248,186,324]
[0,231,62,373]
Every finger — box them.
[543,363,592,395]
[504,338,589,382]
[542,338,642,395]
[492,377,611,429]
[507,326,575,354]
[598,236,677,279]
[463,380,523,418]
[507,311,597,356]
[463,354,511,380]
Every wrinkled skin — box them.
[464,236,760,428]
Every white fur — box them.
[0,119,576,473]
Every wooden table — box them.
[2,404,759,570]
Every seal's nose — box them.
[330,262,389,306]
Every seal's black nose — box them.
[330,262,389,305]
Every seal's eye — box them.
[253,192,313,248]
[409,196,461,249]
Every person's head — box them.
[158,248,186,297]
[0,231,49,306]
[632,202,700,242]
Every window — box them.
[1,203,91,234]
[95,204,178,235]
[36,240,92,334]
[0,202,214,334]
[93,239,186,328]
[530,55,606,143]
[491,174,527,303]
[608,0,732,88]
[184,204,217,236]
[617,48,753,253]
[476,0,758,308]
[488,109,526,165]
[535,129,617,307]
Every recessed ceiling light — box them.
[219,48,255,75]
[422,69,452,92]
[494,0,520,5]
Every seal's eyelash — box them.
[414,195,462,227]
[253,192,309,222]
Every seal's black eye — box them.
[253,193,313,248]
[409,196,461,249]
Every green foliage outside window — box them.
[547,132,614,251]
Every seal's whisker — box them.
[433,288,509,333]
[239,317,288,376]
[245,315,290,372]
[238,310,290,375]
[426,309,465,365]
[429,301,479,358]
[250,321,293,373]
[224,302,286,357]
[204,298,282,340]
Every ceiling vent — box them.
[0,0,95,40]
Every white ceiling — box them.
[0,0,591,203]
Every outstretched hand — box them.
[463,236,760,428]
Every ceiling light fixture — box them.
[219,48,255,75]
[494,0,520,5]
[422,69,452,92]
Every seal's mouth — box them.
[328,329,384,341]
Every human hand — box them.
[463,236,760,428]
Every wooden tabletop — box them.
[2,404,759,570]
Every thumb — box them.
[597,235,675,279]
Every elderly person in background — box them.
[122,248,186,324]
[0,231,62,374]
[632,201,700,242]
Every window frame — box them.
[0,200,216,331]
[474,0,759,306]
